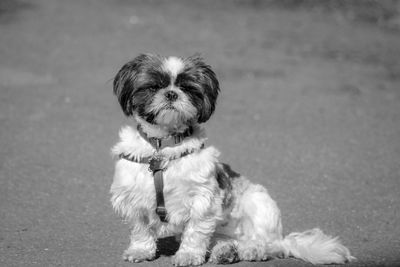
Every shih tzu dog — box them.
[110,54,354,266]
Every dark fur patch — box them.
[216,163,240,190]
[177,55,220,123]
[216,163,240,208]
[113,54,170,119]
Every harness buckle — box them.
[155,206,168,222]
[148,153,168,173]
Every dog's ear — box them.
[113,55,143,116]
[184,55,220,123]
[113,54,158,116]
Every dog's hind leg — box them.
[234,184,287,261]
[209,236,239,264]
[226,181,354,264]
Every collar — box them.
[112,124,207,163]
[119,147,199,171]
[137,124,194,151]
[119,124,202,166]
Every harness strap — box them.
[118,124,203,223]
[119,147,204,223]
[153,170,167,222]
[147,154,168,222]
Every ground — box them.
[1,0,400,266]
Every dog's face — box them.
[113,54,219,126]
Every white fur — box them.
[281,229,355,264]
[149,87,198,127]
[163,56,185,79]
[110,125,355,265]
[111,125,222,265]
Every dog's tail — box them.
[278,228,355,264]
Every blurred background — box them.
[1,0,400,266]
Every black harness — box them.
[119,125,202,222]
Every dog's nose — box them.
[165,90,178,101]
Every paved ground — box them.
[1,0,400,266]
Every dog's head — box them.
[113,54,219,127]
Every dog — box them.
[110,54,355,266]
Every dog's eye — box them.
[140,86,159,92]
[180,85,194,92]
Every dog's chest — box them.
[112,146,220,224]
[162,155,218,222]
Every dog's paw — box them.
[237,241,271,262]
[123,247,155,263]
[209,241,239,264]
[172,251,205,266]
[238,247,270,262]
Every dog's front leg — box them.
[123,214,156,263]
[172,216,216,266]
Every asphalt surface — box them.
[1,0,400,266]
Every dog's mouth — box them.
[162,103,179,112]
[155,103,180,115]
[148,95,197,126]
[165,105,176,110]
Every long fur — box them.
[110,54,355,266]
